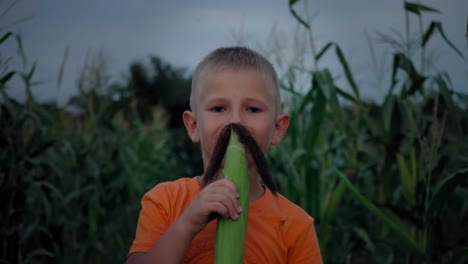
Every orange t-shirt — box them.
[129,177,322,263]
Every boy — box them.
[127,47,322,263]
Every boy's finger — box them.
[216,178,239,196]
[211,201,230,219]
[221,196,241,220]
[209,192,240,218]
[208,182,240,204]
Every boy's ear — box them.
[271,113,290,145]
[183,110,200,143]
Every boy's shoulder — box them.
[257,190,315,241]
[144,176,200,201]
[153,177,198,189]
[256,188,314,225]
[275,193,314,221]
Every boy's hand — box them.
[181,178,243,235]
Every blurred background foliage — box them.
[1,0,467,263]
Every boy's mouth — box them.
[202,123,277,194]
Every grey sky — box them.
[3,0,467,104]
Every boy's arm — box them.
[127,179,242,264]
[126,212,197,264]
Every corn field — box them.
[1,1,467,263]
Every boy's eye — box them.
[247,107,261,113]
[211,106,225,112]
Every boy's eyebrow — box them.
[243,97,270,105]
[199,97,227,107]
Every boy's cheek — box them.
[201,143,216,163]
[256,140,270,153]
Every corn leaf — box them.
[0,32,13,44]
[396,153,415,205]
[404,2,440,15]
[315,42,333,61]
[422,21,464,59]
[335,45,360,100]
[335,168,424,256]
[288,0,310,29]
[428,167,468,215]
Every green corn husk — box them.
[214,129,250,264]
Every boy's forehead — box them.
[200,66,274,89]
[191,66,281,111]
[200,68,275,96]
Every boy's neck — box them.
[249,182,266,202]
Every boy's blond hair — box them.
[190,46,281,113]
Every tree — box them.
[127,56,191,128]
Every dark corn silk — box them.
[203,123,277,194]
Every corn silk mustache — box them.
[202,123,278,195]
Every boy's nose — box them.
[229,110,244,125]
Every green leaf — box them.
[323,180,346,221]
[410,147,417,186]
[390,54,412,94]
[428,167,468,215]
[382,95,395,134]
[308,82,326,148]
[389,53,401,94]
[23,249,55,263]
[433,73,455,113]
[321,70,344,125]
[353,227,376,254]
[396,153,415,205]
[390,52,426,97]
[288,0,310,29]
[0,32,13,45]
[298,81,316,112]
[336,86,358,104]
[335,45,360,100]
[15,34,27,66]
[313,70,334,100]
[396,53,418,79]
[422,21,464,59]
[27,61,38,82]
[335,168,424,256]
[35,181,64,201]
[404,2,440,15]
[19,61,38,84]
[20,221,38,242]
[0,71,15,87]
[280,80,302,97]
[315,42,333,61]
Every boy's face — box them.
[183,67,289,171]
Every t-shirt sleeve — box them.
[287,219,323,264]
[128,185,170,254]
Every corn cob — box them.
[214,128,250,264]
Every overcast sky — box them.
[3,0,467,104]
